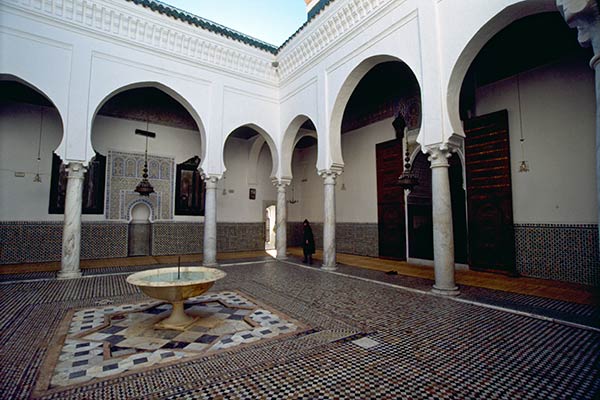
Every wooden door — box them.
[376,139,406,260]
[464,110,516,273]
[407,152,433,260]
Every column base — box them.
[202,262,219,268]
[431,285,460,296]
[321,264,337,271]
[57,271,82,280]
[276,255,288,261]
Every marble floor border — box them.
[32,288,311,399]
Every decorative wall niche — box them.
[106,150,174,221]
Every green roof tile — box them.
[126,0,337,55]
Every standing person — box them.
[302,219,315,264]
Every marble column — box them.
[274,179,290,260]
[58,162,86,279]
[320,168,341,270]
[557,0,600,244]
[427,147,459,295]
[203,175,219,267]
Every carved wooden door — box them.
[464,110,516,273]
[376,139,406,260]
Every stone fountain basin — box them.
[126,266,227,302]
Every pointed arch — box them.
[280,114,318,179]
[329,55,422,170]
[0,74,66,155]
[223,123,279,179]
[90,81,207,162]
[446,0,556,135]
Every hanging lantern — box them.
[134,125,156,196]
[397,134,419,191]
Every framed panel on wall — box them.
[175,156,205,216]
[48,153,107,214]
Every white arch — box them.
[329,55,422,172]
[0,74,66,156]
[127,199,154,223]
[280,114,318,179]
[223,123,279,180]
[247,135,266,186]
[446,0,557,135]
[89,81,207,163]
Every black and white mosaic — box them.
[515,223,599,286]
[0,261,598,399]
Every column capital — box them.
[272,177,291,188]
[424,143,459,169]
[318,165,344,183]
[557,0,600,66]
[201,173,221,187]
[66,162,86,180]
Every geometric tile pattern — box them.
[288,222,379,257]
[1,261,599,400]
[0,220,267,264]
[44,291,303,390]
[0,221,128,264]
[106,150,174,221]
[152,222,267,255]
[515,223,599,286]
[152,222,203,255]
[166,326,600,400]
[336,222,379,257]
[216,223,266,252]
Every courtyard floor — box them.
[0,252,599,399]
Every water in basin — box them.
[142,271,216,283]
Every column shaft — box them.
[321,171,338,270]
[203,177,218,267]
[594,59,600,242]
[58,162,86,279]
[276,183,288,260]
[429,148,459,295]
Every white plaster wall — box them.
[1,0,280,177]
[288,117,397,223]
[439,0,558,137]
[221,138,277,222]
[474,57,596,224]
[336,118,397,223]
[288,144,323,223]
[0,103,63,221]
[1,108,279,223]
[92,116,202,164]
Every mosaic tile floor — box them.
[45,291,303,390]
[0,260,598,399]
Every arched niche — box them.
[280,115,319,180]
[446,0,557,136]
[0,75,66,220]
[91,84,205,221]
[329,55,422,171]
[128,201,153,256]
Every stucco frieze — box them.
[2,0,278,83]
[277,0,396,80]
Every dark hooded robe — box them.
[303,219,315,255]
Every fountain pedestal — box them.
[126,266,226,331]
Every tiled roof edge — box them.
[276,0,335,53]
[126,0,279,54]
